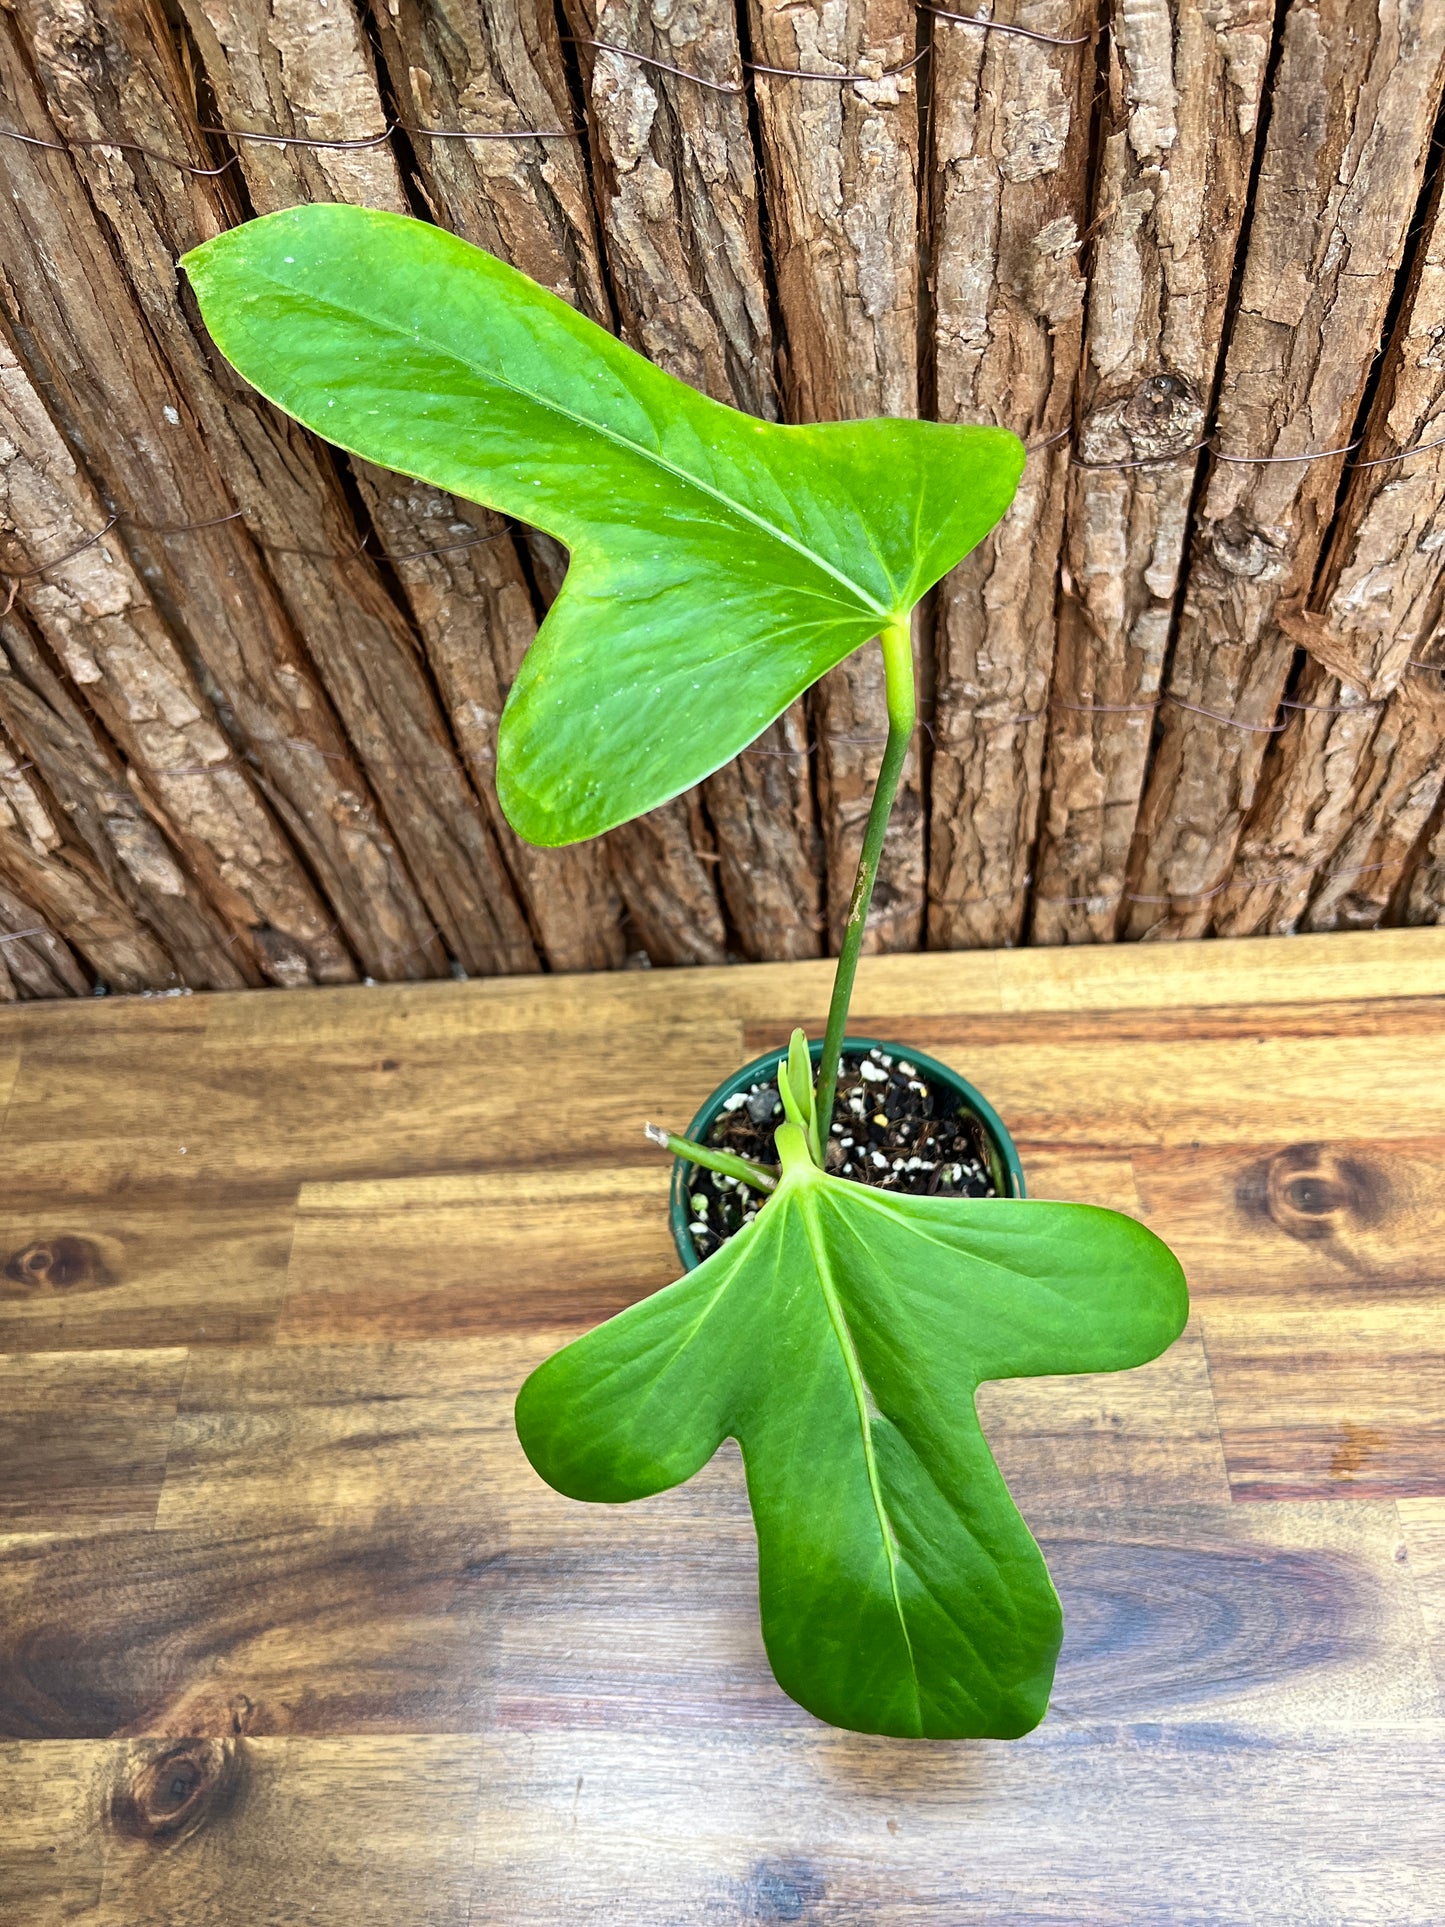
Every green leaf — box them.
[181,205,1024,847]
[516,1122,1188,1740]
[777,1027,814,1144]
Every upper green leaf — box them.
[181,205,1024,846]
[515,1123,1188,1740]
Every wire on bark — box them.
[920,6,1092,48]
[1034,854,1404,909]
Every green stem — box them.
[646,1124,778,1192]
[811,615,916,1160]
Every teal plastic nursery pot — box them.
[669,1036,1026,1270]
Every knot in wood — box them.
[1241,1143,1388,1244]
[1207,509,1286,582]
[109,1739,244,1847]
[1,1233,116,1297]
[1076,372,1206,466]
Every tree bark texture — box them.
[745,0,924,953]
[1124,0,1445,940]
[1029,0,1272,944]
[558,1,823,961]
[2,0,1444,997]
[1214,158,1445,936]
[925,0,1096,950]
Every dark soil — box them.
[683,1046,1003,1259]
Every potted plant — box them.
[185,206,1188,1741]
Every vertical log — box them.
[1293,677,1445,929]
[0,872,83,1000]
[348,473,626,971]
[0,335,319,988]
[367,0,751,962]
[559,2,778,416]
[363,0,608,315]
[746,0,923,954]
[1216,164,1445,934]
[1124,0,1445,939]
[556,2,822,960]
[0,742,91,996]
[925,0,1096,950]
[1029,0,1272,945]
[1402,731,1445,923]
[0,608,250,989]
[80,0,539,978]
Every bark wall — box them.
[0,0,1442,1001]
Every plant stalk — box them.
[811,616,917,1157]
[645,1124,778,1192]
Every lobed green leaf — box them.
[182,205,1024,847]
[516,1124,1188,1739]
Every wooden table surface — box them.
[1,929,1442,1926]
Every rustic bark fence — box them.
[1,0,1443,1001]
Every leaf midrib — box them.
[258,270,893,620]
[799,1187,921,1728]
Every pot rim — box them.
[668,1034,1027,1270]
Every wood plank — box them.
[0,1740,108,1923]
[1399,1498,1445,1697]
[0,1350,186,1530]
[178,927,1445,1050]
[0,1193,294,1355]
[0,1013,743,1193]
[496,1490,1437,1733]
[1200,1295,1445,1501]
[0,1519,502,1738]
[281,1168,676,1343]
[477,1722,1445,1926]
[1134,1136,1445,1293]
[977,1325,1231,1511]
[746,1000,1445,1147]
[156,1336,551,1529]
[96,1736,484,1927]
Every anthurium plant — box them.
[185,205,1188,1741]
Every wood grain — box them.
[1217,151,1445,939]
[1,934,1443,1922]
[925,0,1095,949]
[1031,0,1272,943]
[0,1350,186,1531]
[1125,0,1445,937]
[747,0,925,955]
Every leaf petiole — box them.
[812,614,917,1150]
[644,1123,779,1192]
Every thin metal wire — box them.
[1025,424,1073,454]
[1035,854,1403,910]
[408,124,574,143]
[1071,438,1211,472]
[0,508,517,593]
[1349,431,1445,470]
[748,46,932,82]
[920,5,1091,48]
[198,118,397,152]
[1279,695,1385,714]
[0,516,119,582]
[0,927,50,946]
[1162,693,1287,733]
[569,34,930,87]
[1052,697,1160,714]
[564,36,743,94]
[1214,438,1360,466]
[0,123,240,177]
